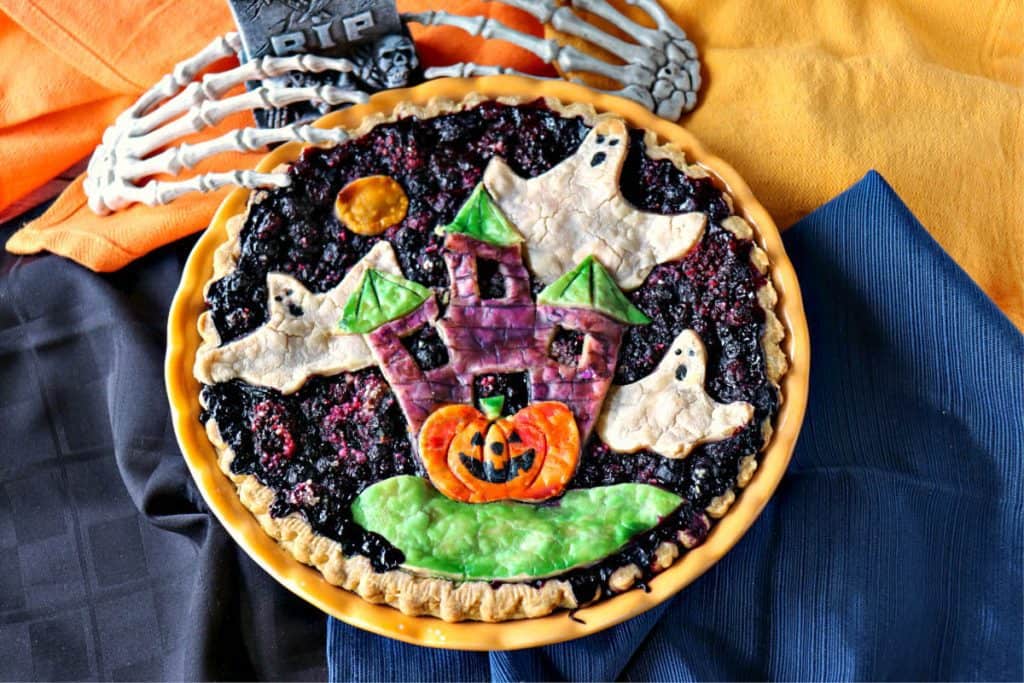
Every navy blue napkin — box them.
[0,225,329,680]
[326,172,1024,681]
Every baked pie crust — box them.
[192,93,787,622]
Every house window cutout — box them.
[473,372,530,415]
[476,256,507,300]
[401,325,449,372]
[548,326,586,368]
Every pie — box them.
[193,94,787,622]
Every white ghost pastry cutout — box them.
[483,117,707,290]
[194,240,402,393]
[597,329,754,458]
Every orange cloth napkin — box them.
[2,0,1022,330]
[0,0,548,271]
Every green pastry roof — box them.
[440,183,523,247]
[338,268,431,334]
[537,256,651,325]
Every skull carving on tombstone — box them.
[358,34,420,90]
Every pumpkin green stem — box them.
[478,395,505,420]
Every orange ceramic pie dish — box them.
[166,76,809,649]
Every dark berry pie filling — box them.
[200,101,778,605]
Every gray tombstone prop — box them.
[226,0,421,127]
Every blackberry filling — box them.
[401,325,449,372]
[549,326,586,367]
[200,102,778,602]
[477,256,507,299]
[473,372,531,416]
[201,370,415,571]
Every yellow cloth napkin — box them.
[557,0,1023,328]
[2,0,1022,330]
[692,0,1023,324]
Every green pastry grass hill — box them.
[351,475,682,579]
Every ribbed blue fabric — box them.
[327,172,1024,681]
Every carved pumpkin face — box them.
[419,397,581,503]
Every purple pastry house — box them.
[342,183,650,443]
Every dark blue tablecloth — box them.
[0,211,327,680]
[327,172,1024,681]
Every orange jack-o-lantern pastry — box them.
[419,396,581,503]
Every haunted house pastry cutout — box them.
[345,191,643,448]
[195,97,786,623]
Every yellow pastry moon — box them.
[335,175,409,236]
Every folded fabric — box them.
[556,0,1024,331]
[2,1,1022,333]
[327,172,1024,681]
[0,0,550,271]
[0,222,330,680]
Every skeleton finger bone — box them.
[498,0,652,63]
[403,10,562,64]
[124,84,366,159]
[85,34,368,214]
[569,0,667,48]
[107,170,291,213]
[404,10,637,85]
[126,123,349,180]
[624,0,693,41]
[423,63,535,79]
[130,53,360,137]
[128,33,243,122]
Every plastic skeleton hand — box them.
[406,0,701,119]
[84,1,701,214]
[84,32,368,215]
